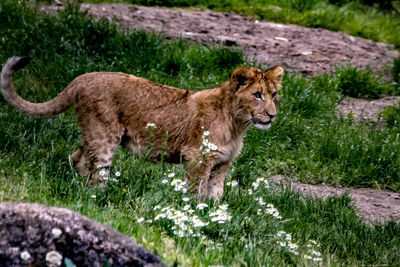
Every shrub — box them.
[335,66,389,99]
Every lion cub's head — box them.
[228,65,284,130]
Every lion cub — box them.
[1,57,283,199]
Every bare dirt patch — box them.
[270,175,400,224]
[42,3,400,223]
[337,96,400,122]
[43,3,399,80]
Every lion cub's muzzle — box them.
[251,113,276,130]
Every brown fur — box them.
[1,56,283,199]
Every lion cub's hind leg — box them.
[75,117,124,186]
[71,147,90,177]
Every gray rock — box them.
[0,202,163,266]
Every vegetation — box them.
[1,1,400,266]
[120,0,400,48]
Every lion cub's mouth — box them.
[251,117,272,125]
[251,117,273,130]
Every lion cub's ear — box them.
[229,66,253,92]
[266,66,284,89]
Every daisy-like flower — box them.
[304,254,312,260]
[161,179,168,184]
[99,169,106,177]
[188,209,195,214]
[200,131,218,154]
[182,197,190,202]
[277,230,286,237]
[146,122,156,128]
[209,204,232,224]
[115,171,121,177]
[90,195,96,199]
[153,205,161,210]
[171,178,186,192]
[137,217,145,223]
[256,197,266,206]
[191,215,209,227]
[196,203,208,210]
[183,204,191,211]
[226,180,238,187]
[168,172,175,178]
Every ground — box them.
[42,3,400,223]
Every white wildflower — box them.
[168,172,175,178]
[137,217,145,223]
[146,122,156,128]
[182,197,190,202]
[183,204,191,211]
[226,180,238,187]
[99,169,106,177]
[209,204,232,223]
[161,179,168,184]
[115,171,121,177]
[90,195,96,199]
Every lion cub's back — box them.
[71,72,189,110]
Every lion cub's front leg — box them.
[185,159,214,199]
[185,157,230,200]
[207,162,231,199]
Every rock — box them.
[0,202,163,266]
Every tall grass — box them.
[1,1,400,265]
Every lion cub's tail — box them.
[1,57,76,117]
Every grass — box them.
[1,1,400,266]
[111,0,400,48]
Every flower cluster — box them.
[171,178,187,193]
[226,180,238,187]
[252,176,269,190]
[266,203,282,219]
[304,240,323,262]
[276,231,323,262]
[209,204,232,224]
[200,130,218,155]
[276,231,299,255]
[97,166,120,184]
[153,205,209,237]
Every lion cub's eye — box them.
[253,92,262,99]
[272,92,277,99]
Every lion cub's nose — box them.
[267,112,276,120]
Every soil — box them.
[270,175,400,224]
[42,3,400,223]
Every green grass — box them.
[1,1,400,266]
[117,0,400,48]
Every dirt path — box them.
[44,3,399,80]
[42,3,400,223]
[270,175,400,224]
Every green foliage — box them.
[1,1,400,266]
[381,104,400,128]
[335,66,390,99]
[393,56,400,84]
